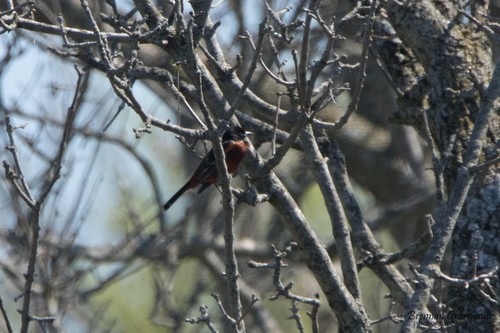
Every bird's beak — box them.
[244,131,253,137]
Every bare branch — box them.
[248,245,321,332]
[0,294,13,333]
[400,54,500,333]
[186,304,220,333]
[330,0,377,130]
[300,124,362,300]
[3,117,35,206]
[19,65,86,333]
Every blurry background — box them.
[1,0,497,332]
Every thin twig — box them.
[249,246,321,309]
[358,224,433,270]
[288,301,305,333]
[225,19,269,120]
[19,65,85,333]
[303,6,336,106]
[234,294,259,328]
[307,295,321,333]
[185,304,220,333]
[211,293,236,325]
[263,111,307,171]
[241,32,295,87]
[37,65,85,205]
[469,154,500,174]
[2,161,35,209]
[437,268,498,287]
[332,0,377,129]
[14,16,132,41]
[421,108,446,205]
[271,93,282,156]
[249,246,321,331]
[296,1,320,111]
[0,294,13,333]
[3,117,35,205]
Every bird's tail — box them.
[163,183,190,211]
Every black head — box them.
[222,126,252,142]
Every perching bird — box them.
[163,126,252,211]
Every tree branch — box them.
[400,59,500,333]
[300,124,362,301]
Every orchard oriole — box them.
[163,126,252,211]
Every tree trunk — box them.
[381,1,499,331]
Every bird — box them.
[163,126,252,211]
